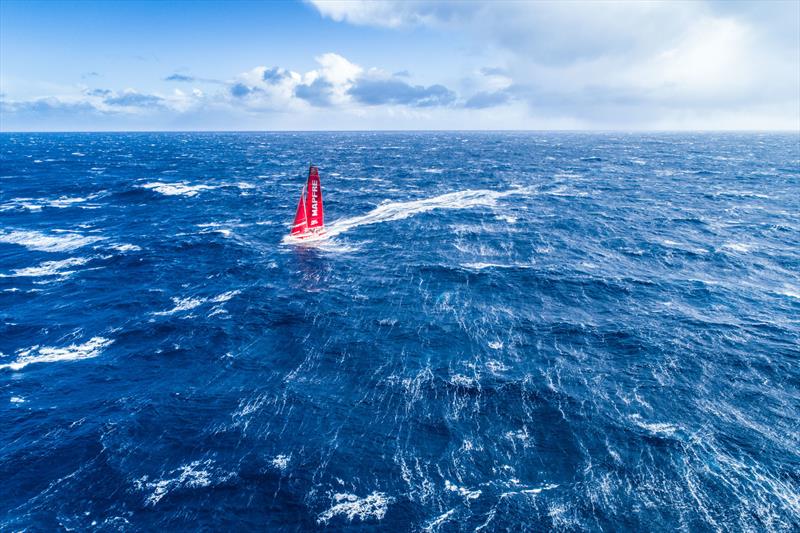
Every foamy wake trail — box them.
[0,337,113,371]
[288,188,529,245]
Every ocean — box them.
[1,132,798,531]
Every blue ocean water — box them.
[1,132,798,531]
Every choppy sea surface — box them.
[1,132,799,531]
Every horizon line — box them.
[2,129,799,134]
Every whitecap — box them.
[10,396,26,403]
[0,195,100,212]
[0,337,113,371]
[153,290,239,316]
[210,290,240,303]
[141,181,217,197]
[444,480,481,499]
[505,427,530,444]
[271,454,290,471]
[317,492,393,524]
[423,509,456,531]
[521,483,559,495]
[135,460,233,506]
[450,374,477,387]
[152,297,205,316]
[629,414,679,437]
[110,243,141,252]
[720,242,752,253]
[0,230,103,252]
[461,262,528,270]
[486,360,509,373]
[0,256,91,278]
[774,286,800,300]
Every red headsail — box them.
[290,189,308,236]
[305,166,324,229]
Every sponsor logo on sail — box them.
[310,181,319,220]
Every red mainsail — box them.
[290,188,308,236]
[288,165,325,239]
[305,166,324,229]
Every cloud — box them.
[165,73,195,82]
[480,67,507,77]
[262,67,290,84]
[5,1,796,133]
[294,78,334,107]
[464,90,510,109]
[348,79,455,107]
[309,0,800,128]
[165,73,225,85]
[230,82,254,98]
[104,91,164,107]
[84,88,112,97]
[224,53,363,110]
[0,97,98,115]
[307,0,470,29]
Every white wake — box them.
[284,187,530,245]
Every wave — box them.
[109,243,141,253]
[461,262,531,271]
[720,242,753,253]
[444,479,481,500]
[629,413,680,438]
[141,182,217,197]
[0,230,104,252]
[0,256,91,278]
[141,181,253,198]
[152,290,240,316]
[0,337,113,371]
[270,454,290,471]
[152,296,205,316]
[0,195,99,212]
[317,492,393,524]
[134,460,235,506]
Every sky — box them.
[0,0,798,131]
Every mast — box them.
[305,165,324,229]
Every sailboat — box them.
[288,165,326,241]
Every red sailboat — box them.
[289,165,325,241]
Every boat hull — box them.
[283,228,328,244]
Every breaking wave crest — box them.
[0,230,104,252]
[0,256,91,278]
[317,492,393,524]
[0,337,113,371]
